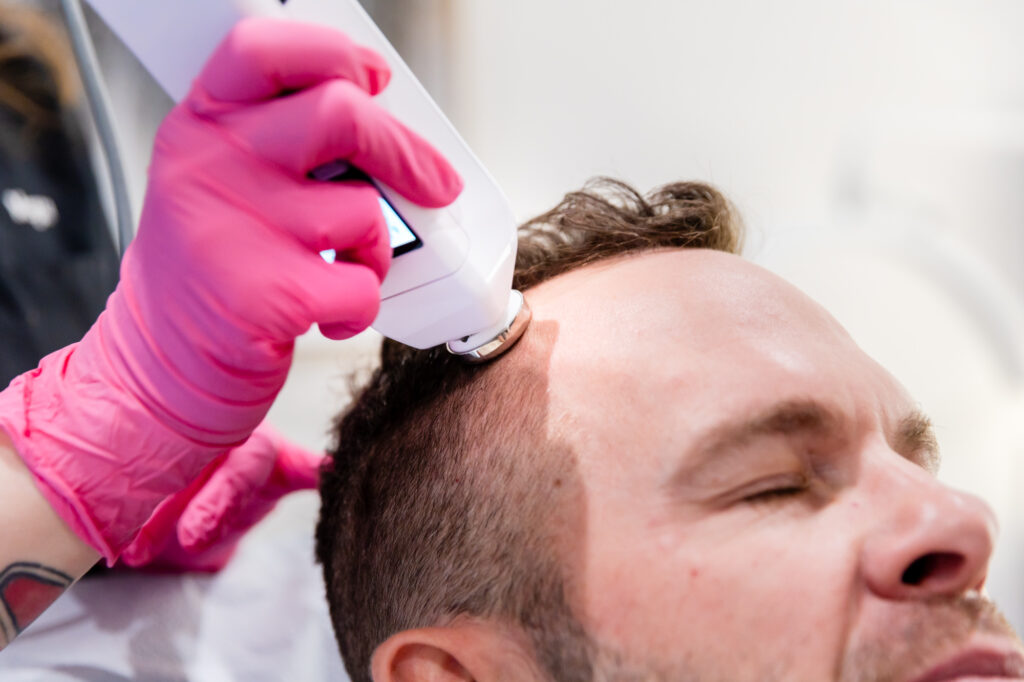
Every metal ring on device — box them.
[446,292,532,364]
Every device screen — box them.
[378,195,420,255]
[312,160,424,258]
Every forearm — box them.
[0,430,100,651]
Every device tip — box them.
[446,290,532,364]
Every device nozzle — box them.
[446,290,531,363]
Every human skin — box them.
[375,248,1024,681]
[537,248,1020,680]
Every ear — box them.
[370,619,539,682]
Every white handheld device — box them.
[81,0,529,358]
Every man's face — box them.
[519,249,1023,681]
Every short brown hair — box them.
[316,178,744,681]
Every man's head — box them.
[316,179,1022,681]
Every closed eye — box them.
[740,473,809,504]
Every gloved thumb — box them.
[120,454,226,567]
[176,428,324,553]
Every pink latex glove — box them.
[119,424,323,572]
[0,17,462,564]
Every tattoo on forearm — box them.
[0,562,73,648]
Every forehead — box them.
[515,249,912,458]
[525,248,848,357]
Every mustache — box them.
[838,592,1023,682]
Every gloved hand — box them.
[0,17,461,564]
[120,424,323,572]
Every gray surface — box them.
[0,493,349,682]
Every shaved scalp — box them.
[316,178,744,681]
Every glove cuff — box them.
[0,342,226,564]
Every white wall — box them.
[446,1,1024,226]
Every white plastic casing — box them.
[83,0,518,349]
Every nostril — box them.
[901,552,965,586]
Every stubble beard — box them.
[575,593,1022,682]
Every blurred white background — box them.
[81,0,1024,629]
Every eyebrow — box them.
[686,400,840,465]
[893,411,940,472]
[670,399,941,488]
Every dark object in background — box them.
[0,4,119,387]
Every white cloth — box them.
[0,493,349,681]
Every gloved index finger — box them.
[193,17,391,105]
[226,80,464,208]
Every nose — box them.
[860,462,998,601]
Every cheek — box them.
[579,507,862,676]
